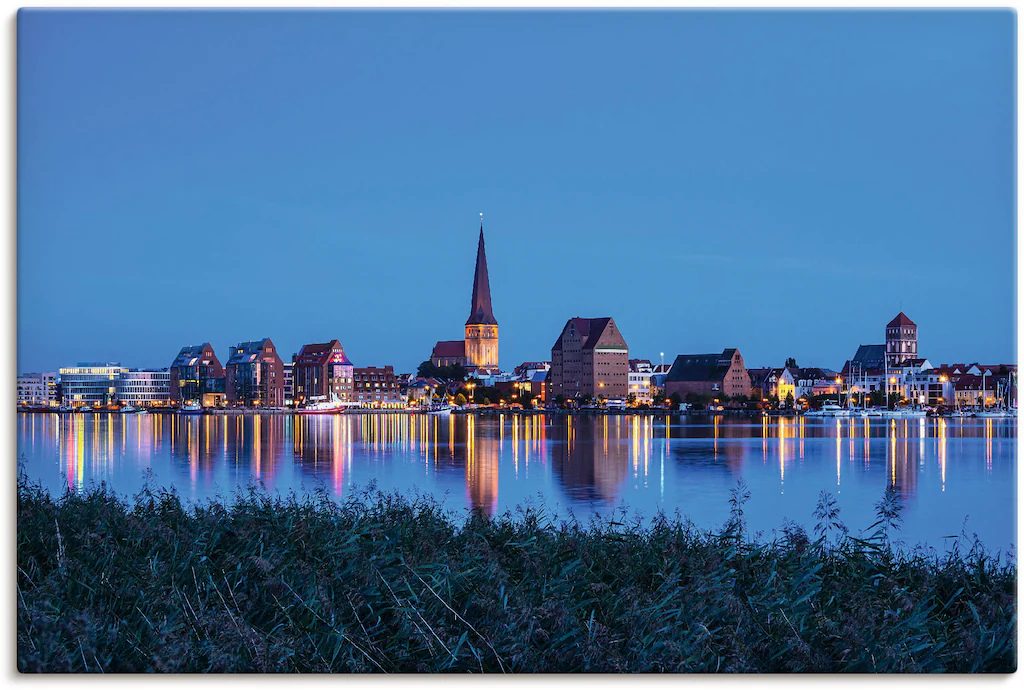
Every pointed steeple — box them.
[466,219,497,326]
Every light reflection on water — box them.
[18,412,1017,553]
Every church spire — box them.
[466,215,497,326]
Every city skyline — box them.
[18,10,1016,373]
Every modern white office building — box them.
[17,372,57,408]
[59,363,128,408]
[116,369,171,407]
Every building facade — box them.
[225,338,285,407]
[664,349,748,400]
[886,312,918,367]
[59,363,128,408]
[549,317,630,400]
[353,365,403,407]
[169,343,227,407]
[17,372,57,408]
[293,340,355,405]
[283,362,294,406]
[116,369,171,407]
[628,360,654,404]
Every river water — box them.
[16,412,1017,554]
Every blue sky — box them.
[17,10,1016,373]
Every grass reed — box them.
[17,477,1016,673]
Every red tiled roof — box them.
[887,312,916,328]
[431,340,466,358]
[295,340,351,367]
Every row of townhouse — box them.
[166,338,404,409]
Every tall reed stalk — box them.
[17,477,1016,673]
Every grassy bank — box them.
[17,478,1016,673]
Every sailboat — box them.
[976,371,1016,418]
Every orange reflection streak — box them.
[512,415,519,478]
[713,414,720,461]
[643,416,650,482]
[890,420,897,486]
[762,415,768,463]
[448,413,455,458]
[938,418,947,491]
[864,418,871,469]
[524,415,531,475]
[986,418,993,472]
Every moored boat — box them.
[296,393,354,415]
[178,401,203,415]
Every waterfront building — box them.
[407,377,442,405]
[225,338,285,407]
[292,340,355,405]
[59,363,128,408]
[904,370,953,407]
[549,317,629,400]
[794,367,840,400]
[513,361,550,379]
[116,369,171,408]
[745,367,774,400]
[650,371,668,400]
[525,370,549,404]
[948,365,1016,409]
[627,360,654,404]
[17,372,57,408]
[283,362,294,406]
[664,349,748,400]
[353,365,403,407]
[430,220,499,374]
[169,343,227,408]
[886,312,918,368]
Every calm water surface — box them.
[17,412,1017,553]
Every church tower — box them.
[885,311,918,367]
[465,220,499,371]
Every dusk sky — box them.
[18,10,1016,374]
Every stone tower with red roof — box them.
[885,312,918,367]
[464,222,499,372]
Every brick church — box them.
[430,220,499,374]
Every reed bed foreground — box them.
[17,478,1016,673]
